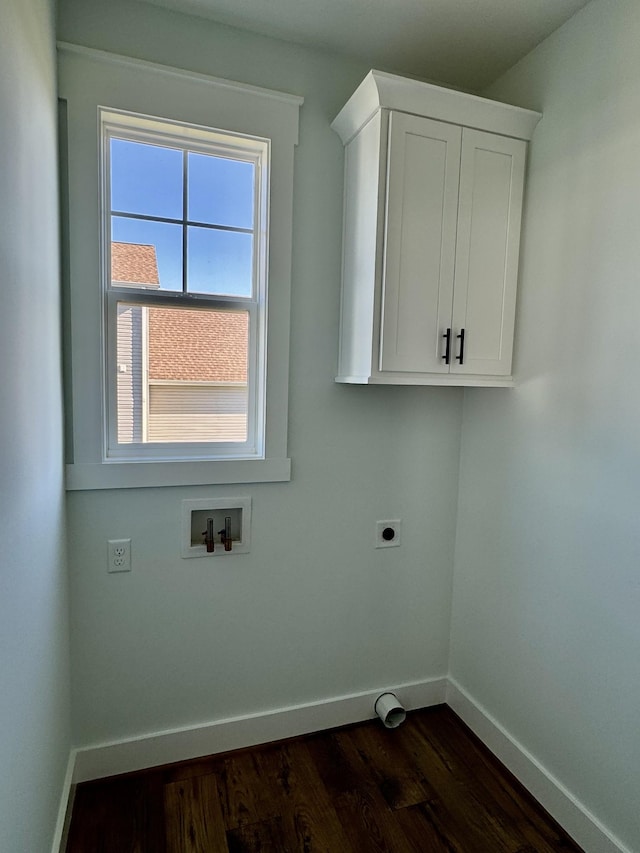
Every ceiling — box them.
[140,0,590,90]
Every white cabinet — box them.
[332,71,541,386]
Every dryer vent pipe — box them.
[374,692,406,729]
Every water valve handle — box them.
[203,517,215,552]
[218,516,232,551]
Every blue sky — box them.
[110,138,255,296]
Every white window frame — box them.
[102,109,268,463]
[58,44,302,490]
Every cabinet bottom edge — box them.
[335,374,515,387]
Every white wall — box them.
[0,0,71,850]
[451,1,640,850]
[58,0,462,746]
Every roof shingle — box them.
[113,241,248,382]
[148,308,248,382]
[111,242,160,286]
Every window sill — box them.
[65,457,291,490]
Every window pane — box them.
[188,152,254,229]
[187,226,253,296]
[116,304,249,444]
[111,217,182,291]
[110,138,183,219]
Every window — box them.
[59,45,302,489]
[102,110,267,461]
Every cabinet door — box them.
[379,113,461,374]
[451,129,526,376]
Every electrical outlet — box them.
[108,538,131,572]
[375,520,402,549]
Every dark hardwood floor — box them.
[66,705,583,852]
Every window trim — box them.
[58,42,302,490]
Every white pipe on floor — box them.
[374,692,406,728]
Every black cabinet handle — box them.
[442,328,451,364]
[457,328,465,364]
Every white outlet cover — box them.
[108,538,131,572]
[375,520,402,548]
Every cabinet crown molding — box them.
[331,70,541,146]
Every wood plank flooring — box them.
[66,705,583,852]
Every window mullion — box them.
[112,210,253,235]
[182,148,188,294]
[110,210,183,227]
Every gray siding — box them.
[116,304,144,443]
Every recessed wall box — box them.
[181,497,251,558]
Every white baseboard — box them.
[51,750,76,853]
[64,676,631,853]
[73,676,447,783]
[446,678,633,853]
